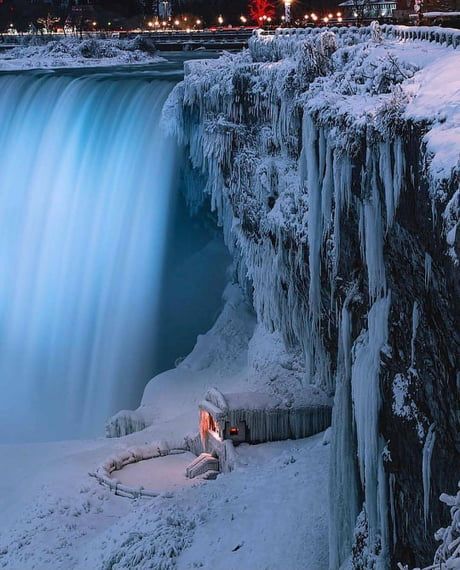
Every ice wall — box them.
[0,69,177,442]
[165,26,460,568]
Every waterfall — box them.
[0,69,178,443]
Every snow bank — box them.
[0,36,164,70]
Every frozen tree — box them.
[433,484,460,567]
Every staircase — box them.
[185,453,219,479]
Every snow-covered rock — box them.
[165,26,460,568]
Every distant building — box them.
[65,1,96,29]
[394,0,460,22]
[157,0,172,19]
[338,0,397,20]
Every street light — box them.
[284,0,292,24]
[218,15,224,25]
[240,16,247,23]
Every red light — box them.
[229,427,239,435]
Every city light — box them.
[196,19,202,25]
[323,16,329,22]
[328,13,333,18]
[337,11,342,16]
[311,13,318,21]
[218,15,224,24]
[240,16,247,23]
[338,16,343,21]
[304,14,309,19]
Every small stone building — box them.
[199,388,332,450]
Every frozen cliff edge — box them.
[163,25,460,568]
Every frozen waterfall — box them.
[0,69,178,442]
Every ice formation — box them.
[165,25,460,567]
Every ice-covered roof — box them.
[224,392,283,411]
[199,388,284,416]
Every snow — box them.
[0,282,330,569]
[0,37,165,71]
[176,435,329,570]
[423,11,460,16]
[0,435,329,569]
[220,391,283,410]
[404,50,460,183]
[112,452,198,492]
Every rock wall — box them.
[164,26,460,568]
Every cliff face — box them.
[164,26,460,568]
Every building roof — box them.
[199,388,284,418]
[339,0,396,5]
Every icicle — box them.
[303,114,322,326]
[351,293,391,562]
[411,301,420,368]
[392,137,404,221]
[389,473,397,548]
[423,423,436,532]
[361,150,386,300]
[329,292,360,570]
[379,141,395,229]
[424,253,432,290]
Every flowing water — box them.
[0,61,213,443]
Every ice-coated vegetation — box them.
[164,25,460,568]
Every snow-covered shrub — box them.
[352,509,382,570]
[433,483,460,567]
[295,32,337,89]
[370,21,383,44]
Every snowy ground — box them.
[0,284,330,569]
[0,37,165,70]
[0,434,329,570]
[112,452,198,492]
